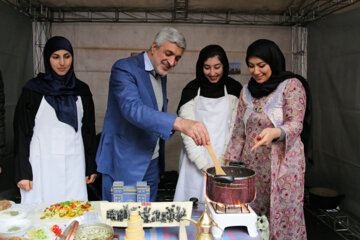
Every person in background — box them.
[96,27,210,202]
[223,39,311,240]
[14,36,97,204]
[0,70,5,175]
[174,45,242,202]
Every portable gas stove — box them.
[206,198,258,238]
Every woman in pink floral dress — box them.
[224,39,311,240]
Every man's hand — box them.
[173,117,210,146]
[17,180,33,191]
[251,127,281,151]
[86,173,97,184]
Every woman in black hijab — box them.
[174,45,242,202]
[14,36,97,204]
[223,39,311,240]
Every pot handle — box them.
[214,175,234,183]
[229,161,246,168]
[181,217,200,232]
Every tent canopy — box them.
[3,0,360,25]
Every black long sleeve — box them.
[0,71,5,169]
[80,94,97,176]
[13,89,42,183]
[13,88,98,183]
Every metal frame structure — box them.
[2,0,359,25]
[1,0,359,75]
[32,21,51,75]
[291,26,308,77]
[304,206,360,240]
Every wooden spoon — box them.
[205,144,226,175]
[205,144,234,183]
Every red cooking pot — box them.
[206,165,256,205]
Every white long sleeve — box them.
[179,97,208,170]
[178,95,239,170]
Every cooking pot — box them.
[309,187,345,209]
[206,165,256,205]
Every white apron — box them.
[21,97,88,204]
[174,86,231,202]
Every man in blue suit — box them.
[96,27,209,202]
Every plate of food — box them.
[0,207,27,222]
[0,218,32,237]
[26,223,63,240]
[40,200,94,220]
[0,200,15,211]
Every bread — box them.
[0,200,12,211]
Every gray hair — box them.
[152,27,186,50]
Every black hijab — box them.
[24,36,90,131]
[177,45,242,113]
[246,39,312,164]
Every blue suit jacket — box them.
[96,52,177,184]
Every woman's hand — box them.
[17,180,33,191]
[251,128,281,151]
[86,173,97,184]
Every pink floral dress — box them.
[224,78,307,240]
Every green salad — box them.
[27,226,56,240]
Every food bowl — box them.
[75,223,114,240]
[0,207,27,222]
[0,218,32,237]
